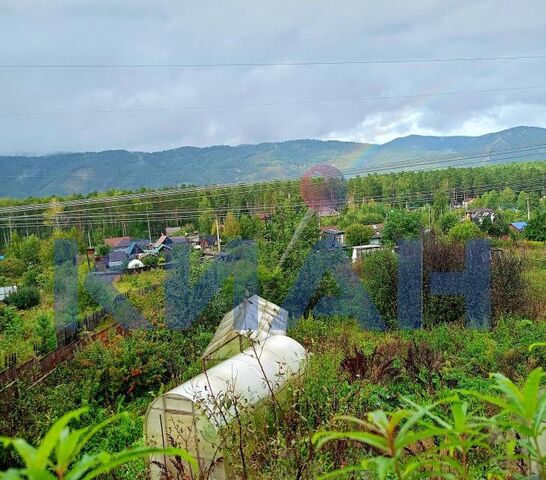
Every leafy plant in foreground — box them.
[313,368,546,479]
[0,407,195,480]
[472,368,546,479]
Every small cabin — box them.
[320,227,345,245]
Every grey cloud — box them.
[0,0,545,154]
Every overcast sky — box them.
[1,0,546,155]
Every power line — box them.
[1,176,543,227]
[0,141,544,218]
[1,85,545,118]
[1,137,545,216]
[3,178,543,229]
[2,54,546,69]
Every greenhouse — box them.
[145,296,308,479]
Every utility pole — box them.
[527,193,531,221]
[215,216,221,253]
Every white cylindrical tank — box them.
[127,259,145,269]
[145,335,307,479]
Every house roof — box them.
[170,236,189,245]
[317,206,340,217]
[104,236,132,248]
[153,234,169,248]
[321,226,344,235]
[0,255,4,261]
[148,244,172,255]
[107,250,127,264]
[510,221,528,231]
[126,241,141,255]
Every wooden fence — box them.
[0,285,159,392]
[0,307,117,391]
[0,322,123,392]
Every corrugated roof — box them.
[510,221,528,230]
[108,250,127,263]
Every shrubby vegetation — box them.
[4,286,41,310]
[0,161,544,478]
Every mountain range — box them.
[1,126,545,198]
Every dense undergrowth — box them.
[1,313,545,479]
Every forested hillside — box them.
[1,126,545,198]
[0,161,544,246]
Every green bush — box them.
[525,210,546,241]
[438,212,459,233]
[345,223,374,247]
[383,210,422,244]
[0,257,26,280]
[21,265,42,288]
[96,244,111,257]
[448,221,484,242]
[4,286,41,310]
[0,304,22,334]
[141,255,159,267]
[0,407,194,479]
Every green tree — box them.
[382,210,422,244]
[448,221,484,242]
[525,209,546,241]
[39,229,84,267]
[480,214,509,238]
[345,223,374,247]
[0,305,23,337]
[197,196,214,234]
[223,212,241,241]
[432,181,450,218]
[498,187,516,208]
[43,198,64,227]
[239,215,258,239]
[0,304,21,334]
[21,265,42,288]
[34,313,57,355]
[18,235,41,266]
[438,212,459,234]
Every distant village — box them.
[95,202,528,274]
[95,230,219,272]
